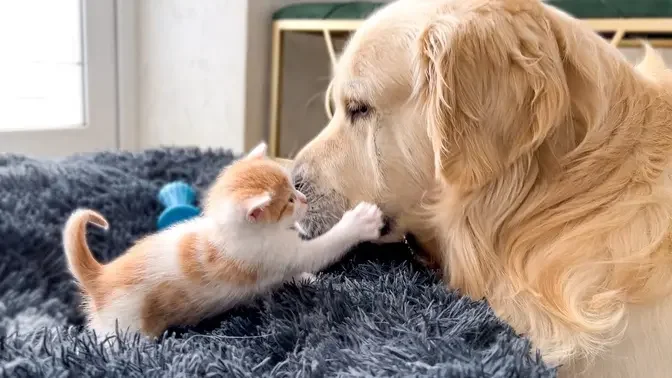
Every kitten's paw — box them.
[340,202,384,242]
[290,272,317,284]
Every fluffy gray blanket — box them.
[0,148,554,377]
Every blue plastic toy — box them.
[157,181,201,230]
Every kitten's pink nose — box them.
[297,192,308,204]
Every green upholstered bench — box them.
[272,1,672,20]
[547,0,672,19]
[267,1,672,157]
[272,2,384,20]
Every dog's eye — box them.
[347,102,371,121]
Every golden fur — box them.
[291,0,672,375]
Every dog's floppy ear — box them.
[413,1,570,191]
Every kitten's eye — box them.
[347,102,371,121]
[289,195,295,203]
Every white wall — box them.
[136,0,346,155]
[135,0,672,156]
[137,0,249,151]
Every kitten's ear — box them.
[245,193,272,222]
[244,142,267,160]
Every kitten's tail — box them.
[63,209,109,288]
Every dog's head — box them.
[292,0,672,363]
[292,0,609,241]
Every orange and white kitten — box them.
[62,143,384,338]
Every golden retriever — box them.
[290,0,672,376]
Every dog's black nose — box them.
[380,215,394,236]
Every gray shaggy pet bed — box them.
[0,148,554,377]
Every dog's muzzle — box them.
[293,170,395,240]
[292,171,346,239]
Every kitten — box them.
[62,142,384,338]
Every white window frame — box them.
[0,0,138,157]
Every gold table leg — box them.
[268,23,284,157]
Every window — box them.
[0,0,83,130]
[0,0,119,156]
